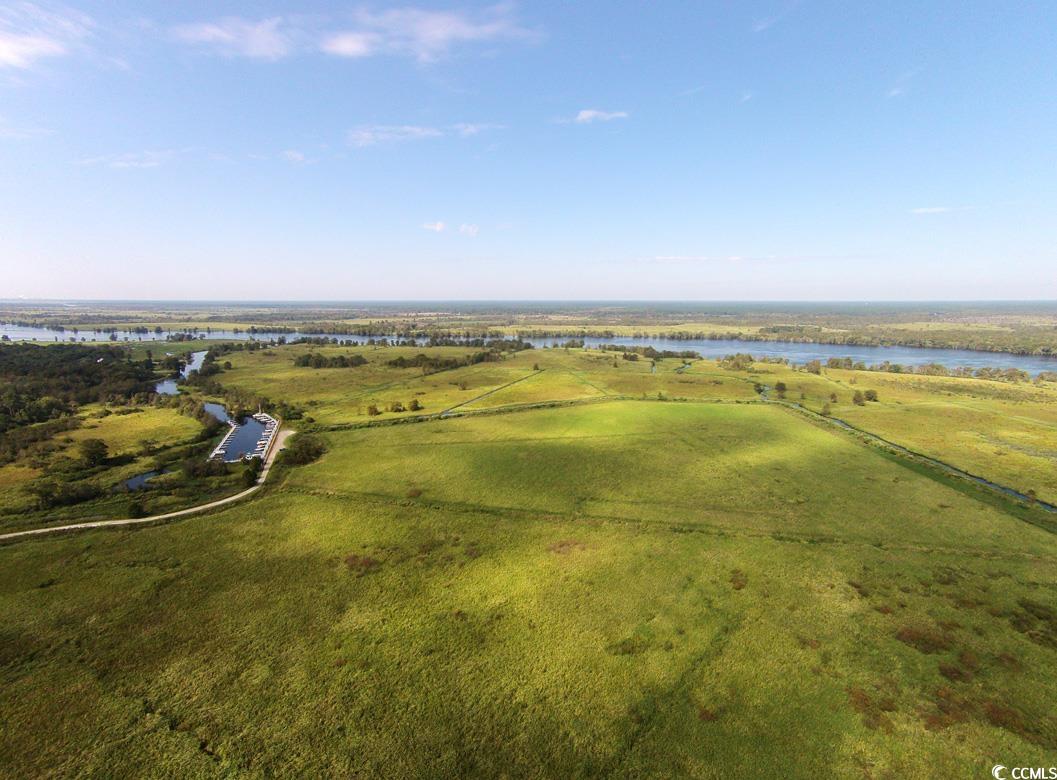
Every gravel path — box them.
[0,428,295,544]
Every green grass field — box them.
[2,397,1056,776]
[714,362,1057,505]
[0,402,246,533]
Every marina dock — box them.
[209,411,279,462]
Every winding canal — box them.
[152,351,266,462]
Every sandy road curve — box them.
[0,428,295,544]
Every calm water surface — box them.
[7,321,1055,374]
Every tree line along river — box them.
[3,322,1057,376]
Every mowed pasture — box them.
[218,344,758,425]
[220,345,533,424]
[286,402,1046,550]
[218,343,1056,507]
[2,401,1056,776]
[724,361,1057,505]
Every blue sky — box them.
[2,1,1055,300]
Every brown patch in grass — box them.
[874,605,894,615]
[797,636,821,650]
[608,636,649,656]
[847,580,870,598]
[730,569,748,590]
[921,686,973,731]
[1018,598,1055,622]
[896,625,953,654]
[847,687,894,732]
[934,569,960,586]
[1008,599,1057,649]
[417,538,444,555]
[983,702,1024,732]
[548,539,586,555]
[996,651,1022,671]
[938,663,972,682]
[948,594,984,610]
[406,488,423,499]
[344,555,380,575]
[958,649,980,671]
[982,702,1056,748]
[697,706,719,722]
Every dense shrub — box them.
[282,434,327,466]
[293,353,368,369]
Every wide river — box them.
[4,322,1056,375]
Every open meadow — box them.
[3,341,1057,776]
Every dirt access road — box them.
[0,429,295,544]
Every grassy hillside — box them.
[2,401,1056,776]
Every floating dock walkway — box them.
[209,411,279,462]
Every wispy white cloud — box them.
[452,122,503,137]
[752,1,799,33]
[0,1,93,69]
[349,122,501,147]
[422,220,445,232]
[740,91,753,103]
[320,30,376,58]
[78,149,178,169]
[172,17,291,60]
[885,70,917,99]
[281,149,306,163]
[322,4,532,63]
[569,109,628,124]
[172,5,533,64]
[459,223,479,237]
[349,124,443,147]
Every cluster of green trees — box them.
[293,336,361,347]
[853,389,879,405]
[386,349,514,373]
[0,344,154,435]
[366,398,423,416]
[29,480,102,510]
[0,416,81,466]
[819,356,1037,383]
[718,353,756,371]
[27,438,113,509]
[281,434,327,465]
[599,344,701,360]
[293,353,368,369]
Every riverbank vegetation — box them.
[7,301,1057,357]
